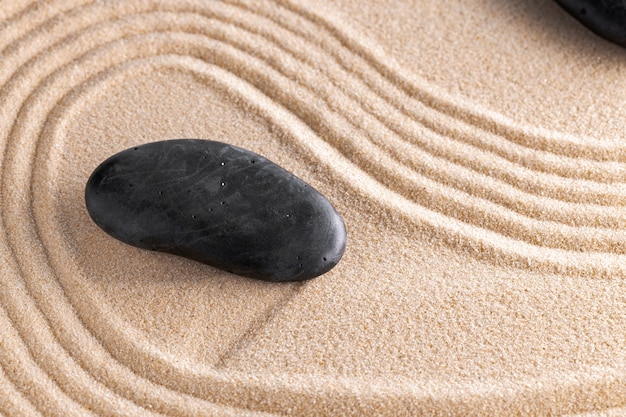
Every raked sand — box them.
[2,0,626,415]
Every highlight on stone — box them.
[85,139,347,281]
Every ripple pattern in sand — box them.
[2,0,626,415]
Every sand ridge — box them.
[2,0,626,415]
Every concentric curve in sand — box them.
[0,2,308,409]
[23,24,626,415]
[272,0,626,161]
[238,1,626,176]
[2,0,625,266]
[2,0,626,415]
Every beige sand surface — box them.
[2,0,626,415]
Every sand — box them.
[2,0,626,415]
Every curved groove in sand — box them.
[41,49,626,406]
[0,0,97,53]
[0,360,42,417]
[198,7,626,210]
[98,13,626,251]
[0,6,321,414]
[0,56,284,417]
[25,43,626,412]
[2,0,626,415]
[34,52,626,411]
[186,2,626,203]
[230,0,626,184]
[0,1,623,251]
[0,5,301,416]
[1,0,622,213]
[274,0,626,163]
[0,0,620,285]
[0,302,96,415]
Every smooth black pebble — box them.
[85,139,347,282]
[556,0,626,47]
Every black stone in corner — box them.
[555,0,626,48]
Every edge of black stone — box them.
[555,0,626,47]
[85,139,348,282]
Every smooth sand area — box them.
[2,0,626,415]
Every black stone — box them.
[556,0,626,48]
[85,139,347,282]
